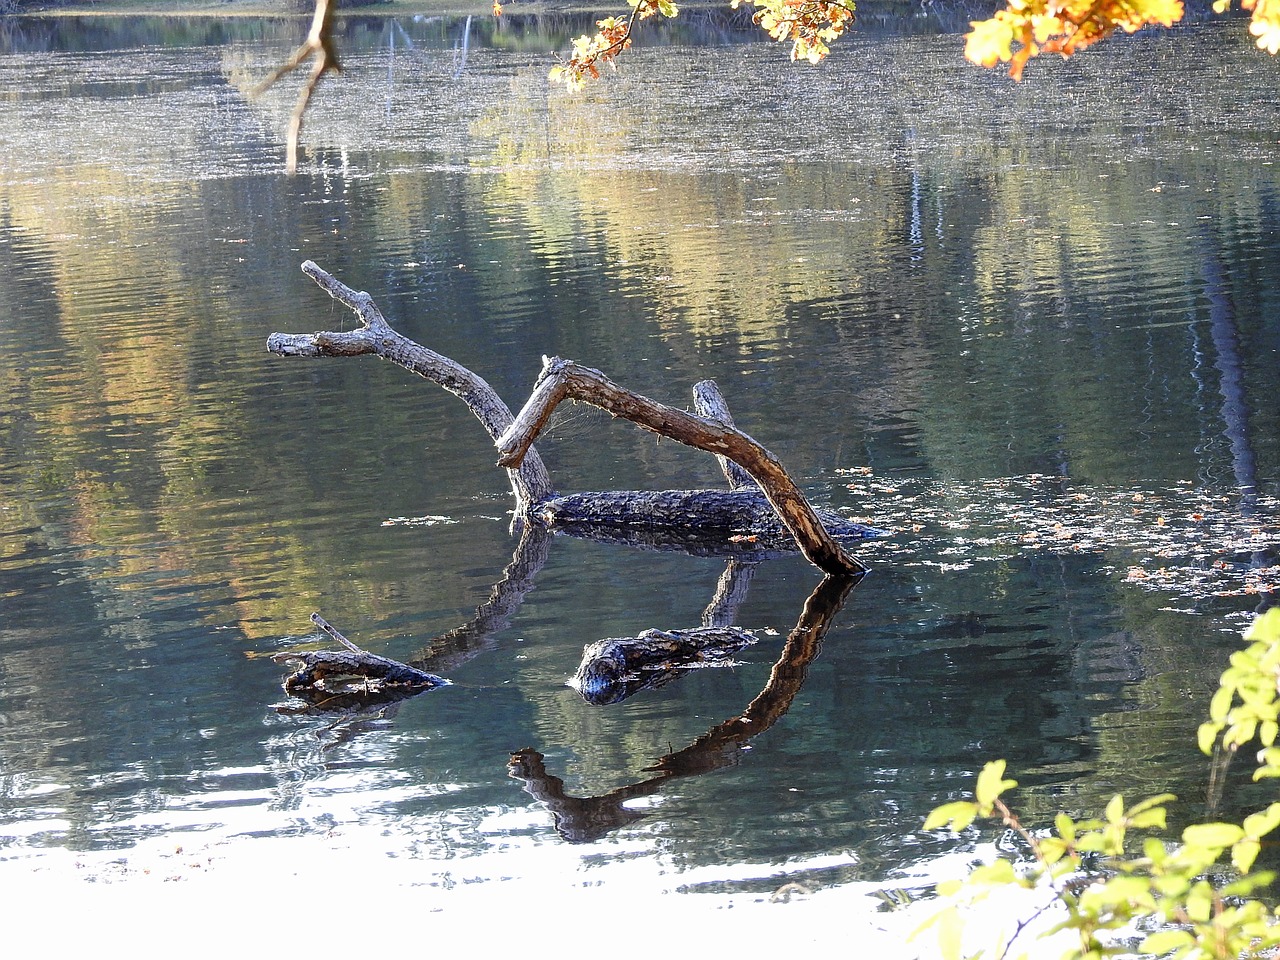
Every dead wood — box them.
[274,613,448,708]
[498,357,867,576]
[692,380,757,491]
[535,490,880,544]
[268,261,871,575]
[267,261,554,510]
[570,626,757,705]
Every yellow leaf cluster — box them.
[1245,0,1280,53]
[548,0,675,90]
[736,0,856,64]
[964,0,1187,80]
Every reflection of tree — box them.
[508,574,857,843]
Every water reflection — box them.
[511,574,856,843]
[0,12,1277,905]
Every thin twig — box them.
[310,612,364,654]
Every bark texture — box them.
[267,262,871,575]
[267,262,554,509]
[498,357,867,576]
[570,626,757,705]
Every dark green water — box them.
[0,12,1277,904]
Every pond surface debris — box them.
[840,472,1279,605]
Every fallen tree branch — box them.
[267,261,554,510]
[252,0,342,174]
[268,262,873,575]
[498,357,867,577]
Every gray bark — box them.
[498,357,867,577]
[267,261,555,510]
[268,262,872,576]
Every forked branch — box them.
[497,358,866,577]
[268,262,870,576]
[267,261,554,508]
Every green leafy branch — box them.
[917,609,1280,960]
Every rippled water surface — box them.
[0,11,1278,925]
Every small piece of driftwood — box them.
[275,614,449,704]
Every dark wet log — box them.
[274,613,449,709]
[267,262,555,511]
[497,357,867,577]
[570,626,757,705]
[276,648,448,695]
[536,490,881,542]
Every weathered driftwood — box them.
[692,380,756,491]
[497,357,866,577]
[570,626,758,705]
[275,613,448,708]
[267,262,871,575]
[570,557,762,704]
[267,262,554,510]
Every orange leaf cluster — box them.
[735,0,856,63]
[965,0,1185,79]
[1218,0,1280,53]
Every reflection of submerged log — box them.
[570,626,757,705]
[510,574,858,843]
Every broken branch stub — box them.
[267,261,554,510]
[497,358,866,577]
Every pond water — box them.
[0,8,1278,947]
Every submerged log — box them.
[570,626,757,705]
[536,490,881,542]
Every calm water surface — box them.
[0,11,1278,915]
